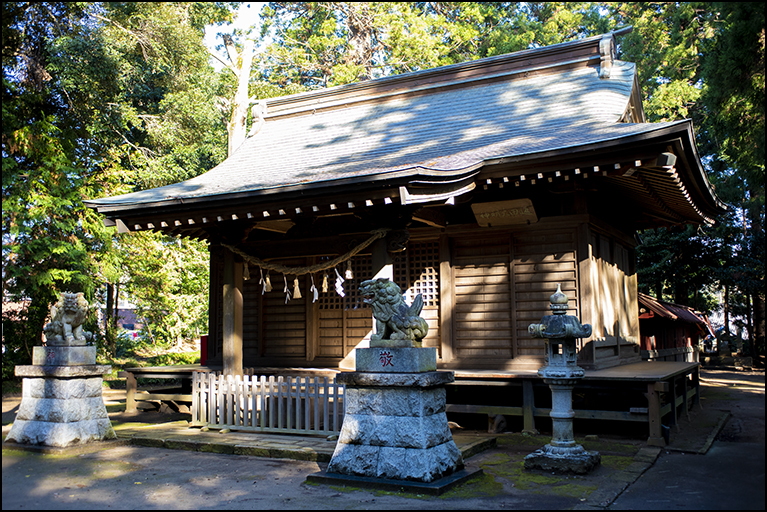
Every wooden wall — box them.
[577,221,641,369]
[317,256,374,359]
[206,215,641,371]
[445,226,579,370]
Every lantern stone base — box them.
[5,364,116,448]
[326,368,464,483]
[524,443,601,474]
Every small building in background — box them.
[638,292,714,362]
[97,299,144,333]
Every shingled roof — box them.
[85,28,726,236]
[638,292,715,337]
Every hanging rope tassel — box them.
[345,259,354,279]
[283,275,291,303]
[334,268,345,297]
[264,272,272,293]
[322,273,329,293]
[310,275,319,303]
[293,277,302,299]
[243,262,250,280]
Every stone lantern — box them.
[524,284,600,474]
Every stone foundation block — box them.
[524,445,601,474]
[22,377,104,399]
[338,412,452,449]
[32,346,97,366]
[6,418,115,448]
[6,371,114,448]
[327,443,381,477]
[328,441,464,482]
[344,386,446,416]
[328,370,462,483]
[17,396,108,423]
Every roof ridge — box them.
[262,28,634,118]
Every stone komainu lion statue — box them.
[360,278,429,347]
[44,292,92,346]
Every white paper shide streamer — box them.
[334,268,345,297]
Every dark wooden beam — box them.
[222,248,243,376]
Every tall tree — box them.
[3,3,118,372]
[2,2,234,366]
[699,2,765,355]
[608,3,764,356]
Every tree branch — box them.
[91,12,154,61]
[208,48,238,78]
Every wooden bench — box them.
[118,365,208,413]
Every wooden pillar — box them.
[645,381,667,447]
[208,244,222,364]
[125,371,137,413]
[307,270,318,361]
[522,379,537,434]
[223,248,243,376]
[439,234,454,363]
[371,238,393,280]
[372,238,393,341]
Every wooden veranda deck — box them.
[118,361,699,447]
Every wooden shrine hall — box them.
[86,28,727,441]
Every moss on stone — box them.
[548,482,598,499]
[439,472,504,499]
[578,438,639,455]
[480,453,512,466]
[600,455,634,471]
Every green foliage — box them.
[259,2,610,88]
[636,225,722,312]
[607,2,713,123]
[2,2,233,366]
[119,232,210,347]
[605,2,764,352]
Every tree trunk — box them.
[105,283,117,356]
[27,297,51,357]
[226,37,255,156]
[722,284,731,354]
[113,282,120,325]
[344,3,376,80]
[753,292,765,359]
[105,283,114,328]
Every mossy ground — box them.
[307,433,640,502]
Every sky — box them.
[204,3,267,71]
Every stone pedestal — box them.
[326,370,464,483]
[5,357,115,448]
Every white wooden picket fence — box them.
[191,371,345,435]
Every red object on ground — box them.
[200,335,208,365]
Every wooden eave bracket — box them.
[599,34,615,79]
[412,207,446,228]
